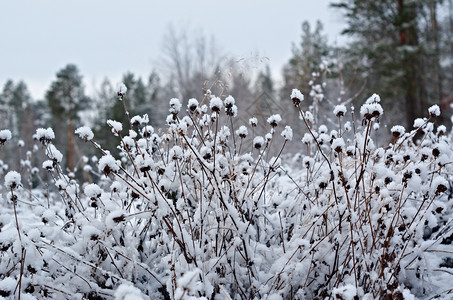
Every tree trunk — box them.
[68,118,74,172]
[398,0,423,126]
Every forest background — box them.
[1,0,453,176]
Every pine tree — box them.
[280,21,330,102]
[45,64,90,171]
[255,65,275,97]
[332,0,445,126]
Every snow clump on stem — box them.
[290,89,304,106]
[98,154,120,176]
[428,104,440,117]
[0,129,12,145]
[35,127,55,145]
[5,171,21,189]
[75,126,94,142]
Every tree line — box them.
[1,0,452,175]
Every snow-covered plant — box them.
[1,86,452,300]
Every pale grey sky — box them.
[0,0,345,99]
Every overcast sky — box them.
[0,0,345,99]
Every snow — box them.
[344,121,351,132]
[107,119,123,133]
[332,284,358,300]
[0,129,12,143]
[253,136,265,149]
[187,98,199,111]
[224,95,235,107]
[98,154,120,175]
[236,125,248,138]
[365,93,381,104]
[55,179,68,190]
[0,277,16,296]
[302,132,313,144]
[428,104,440,117]
[130,114,149,126]
[281,126,293,141]
[75,126,94,141]
[169,98,182,114]
[391,125,405,137]
[431,176,448,196]
[169,145,183,160]
[290,88,304,103]
[360,101,383,119]
[331,137,345,152]
[4,170,21,189]
[437,125,447,135]
[333,104,347,117]
[47,144,63,163]
[42,160,54,170]
[1,90,453,300]
[141,125,154,137]
[84,183,102,198]
[249,117,258,127]
[114,283,144,300]
[35,127,55,144]
[304,111,314,123]
[267,114,282,127]
[413,118,425,128]
[209,97,223,112]
[319,124,328,134]
[117,82,128,96]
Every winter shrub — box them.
[1,87,453,299]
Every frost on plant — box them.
[4,171,21,189]
[0,129,12,145]
[0,89,452,300]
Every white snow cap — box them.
[42,160,54,170]
[169,98,182,114]
[47,144,63,163]
[428,104,440,117]
[84,183,102,198]
[302,132,313,144]
[131,114,149,126]
[224,95,235,107]
[413,118,425,128]
[291,89,304,102]
[5,171,21,189]
[365,93,381,104]
[187,98,199,111]
[432,176,448,195]
[281,126,293,141]
[391,125,405,137]
[210,97,223,112]
[236,125,248,138]
[0,129,12,143]
[333,104,347,117]
[332,137,345,152]
[253,136,265,149]
[75,126,94,141]
[99,154,120,175]
[35,127,55,143]
[107,120,123,134]
[249,117,258,127]
[117,82,127,95]
[267,114,282,127]
[360,94,383,119]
